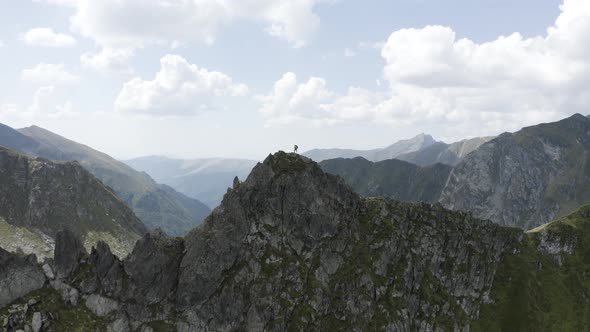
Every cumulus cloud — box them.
[46,0,323,49]
[21,63,79,84]
[115,54,248,116]
[259,0,590,138]
[21,28,76,47]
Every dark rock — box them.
[124,230,184,304]
[0,248,46,309]
[54,230,86,280]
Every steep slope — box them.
[124,156,257,208]
[3,151,590,330]
[0,147,146,258]
[397,136,494,167]
[303,133,437,162]
[440,113,590,230]
[319,157,452,203]
[0,124,210,235]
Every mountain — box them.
[319,157,452,203]
[440,113,590,230]
[0,123,211,235]
[0,146,146,259]
[303,133,437,162]
[124,156,257,208]
[396,136,494,167]
[3,151,590,330]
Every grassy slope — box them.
[473,205,590,331]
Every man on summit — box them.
[294,145,299,153]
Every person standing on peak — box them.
[294,145,299,153]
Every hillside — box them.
[0,146,146,258]
[0,123,210,235]
[440,113,590,230]
[319,157,452,203]
[2,152,590,330]
[124,156,257,208]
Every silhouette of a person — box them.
[294,145,299,153]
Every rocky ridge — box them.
[1,152,590,330]
[0,146,146,258]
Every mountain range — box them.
[1,151,589,330]
[319,113,590,232]
[0,123,211,236]
[303,133,437,162]
[124,156,257,208]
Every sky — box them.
[2,0,589,160]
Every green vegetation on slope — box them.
[0,288,107,331]
[320,157,452,203]
[473,205,590,331]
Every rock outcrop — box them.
[0,248,45,308]
[440,113,590,230]
[0,146,146,258]
[54,230,87,280]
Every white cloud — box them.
[80,48,134,75]
[21,63,79,84]
[259,0,590,138]
[115,54,248,116]
[21,28,76,47]
[47,0,323,49]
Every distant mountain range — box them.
[0,123,210,236]
[396,136,494,166]
[303,133,437,162]
[124,156,258,208]
[303,133,492,167]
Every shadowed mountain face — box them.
[2,151,590,331]
[0,147,146,258]
[319,157,452,203]
[441,113,590,230]
[0,123,210,236]
[124,156,257,208]
[303,133,437,162]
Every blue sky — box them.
[2,0,587,160]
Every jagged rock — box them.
[124,230,184,304]
[85,294,119,317]
[0,248,45,309]
[54,230,86,280]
